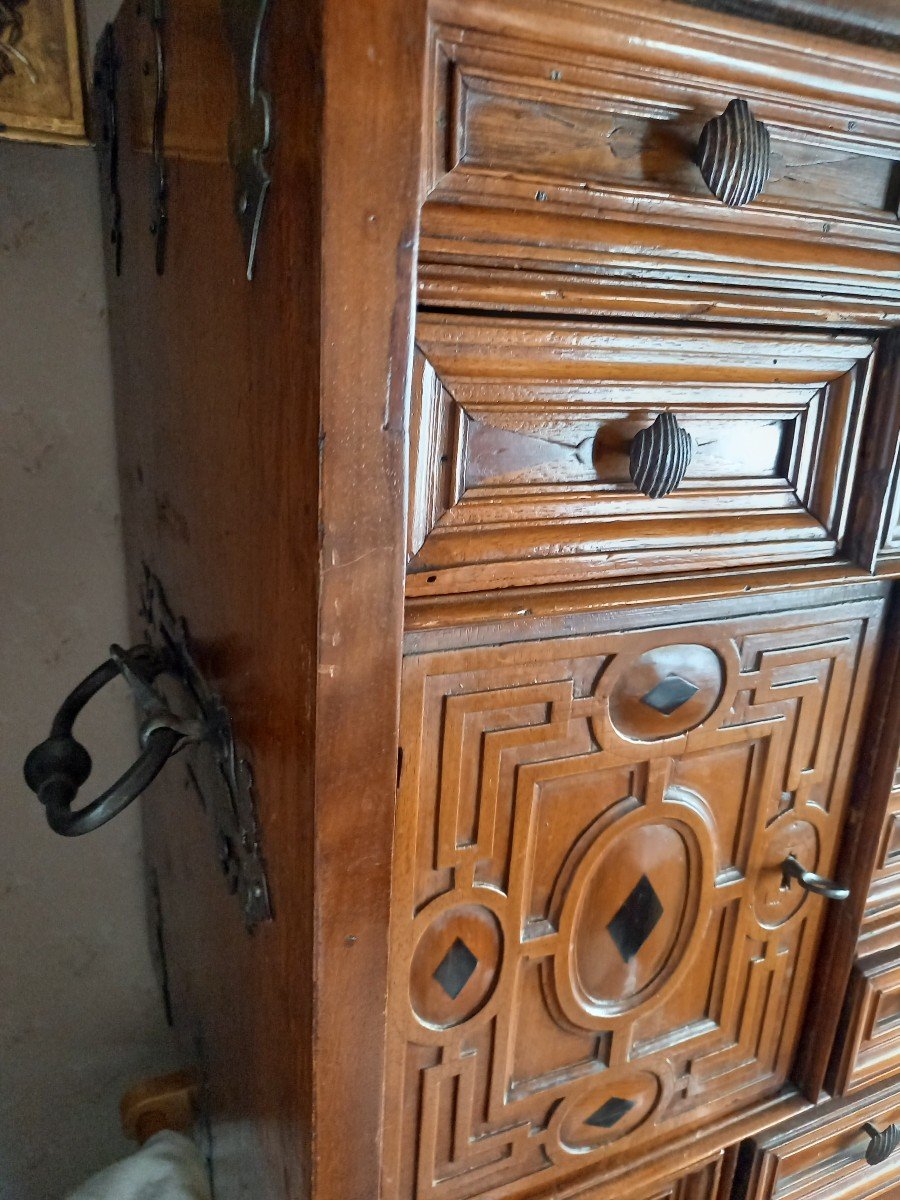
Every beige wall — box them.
[0,14,177,1193]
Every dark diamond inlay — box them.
[433,937,478,999]
[641,673,699,716]
[585,1096,636,1129]
[607,874,664,963]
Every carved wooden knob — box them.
[697,98,771,208]
[629,413,693,499]
[863,1122,900,1166]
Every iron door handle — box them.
[782,854,849,901]
[23,644,206,837]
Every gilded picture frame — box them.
[0,0,87,145]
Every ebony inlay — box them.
[607,875,664,963]
[641,674,699,716]
[433,937,478,999]
[585,1096,636,1128]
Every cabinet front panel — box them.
[859,752,900,956]
[847,333,900,576]
[409,317,874,594]
[421,0,900,306]
[383,595,884,1200]
[740,1080,900,1200]
[835,953,900,1097]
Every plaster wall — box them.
[0,5,176,1194]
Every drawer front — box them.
[422,0,900,307]
[834,953,900,1097]
[409,317,875,594]
[826,618,900,1097]
[739,1081,900,1200]
[848,333,900,576]
[860,752,900,956]
[383,593,884,1200]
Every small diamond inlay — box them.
[607,875,664,963]
[641,674,699,715]
[433,937,478,999]
[585,1096,636,1129]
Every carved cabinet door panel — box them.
[382,589,887,1200]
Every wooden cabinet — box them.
[82,1,900,1199]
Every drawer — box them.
[848,333,900,576]
[738,1081,900,1200]
[383,589,885,1200]
[408,317,875,594]
[832,952,900,1098]
[858,749,900,957]
[421,0,900,310]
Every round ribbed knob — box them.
[629,412,694,499]
[863,1122,900,1166]
[697,98,771,208]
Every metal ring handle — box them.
[24,645,184,837]
[782,854,850,902]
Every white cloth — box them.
[65,1131,211,1200]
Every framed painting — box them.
[0,0,87,145]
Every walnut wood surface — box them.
[848,334,900,576]
[102,0,424,1197]
[737,1079,900,1200]
[421,0,900,314]
[409,317,875,594]
[681,1,900,50]
[384,589,886,1200]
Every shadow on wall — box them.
[0,134,177,1200]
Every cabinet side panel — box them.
[102,1,323,1195]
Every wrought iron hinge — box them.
[140,568,272,928]
[126,0,169,273]
[92,25,123,275]
[222,0,272,280]
[144,0,168,274]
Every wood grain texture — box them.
[736,1079,900,1200]
[797,605,900,1100]
[384,589,885,1200]
[100,0,424,1197]
[418,265,900,329]
[408,316,875,595]
[681,1,900,50]
[420,0,900,311]
[831,952,900,1099]
[848,333,900,576]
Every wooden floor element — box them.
[121,1071,199,1145]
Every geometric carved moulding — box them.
[407,318,876,594]
[0,0,87,144]
[384,592,886,1200]
[423,0,900,305]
